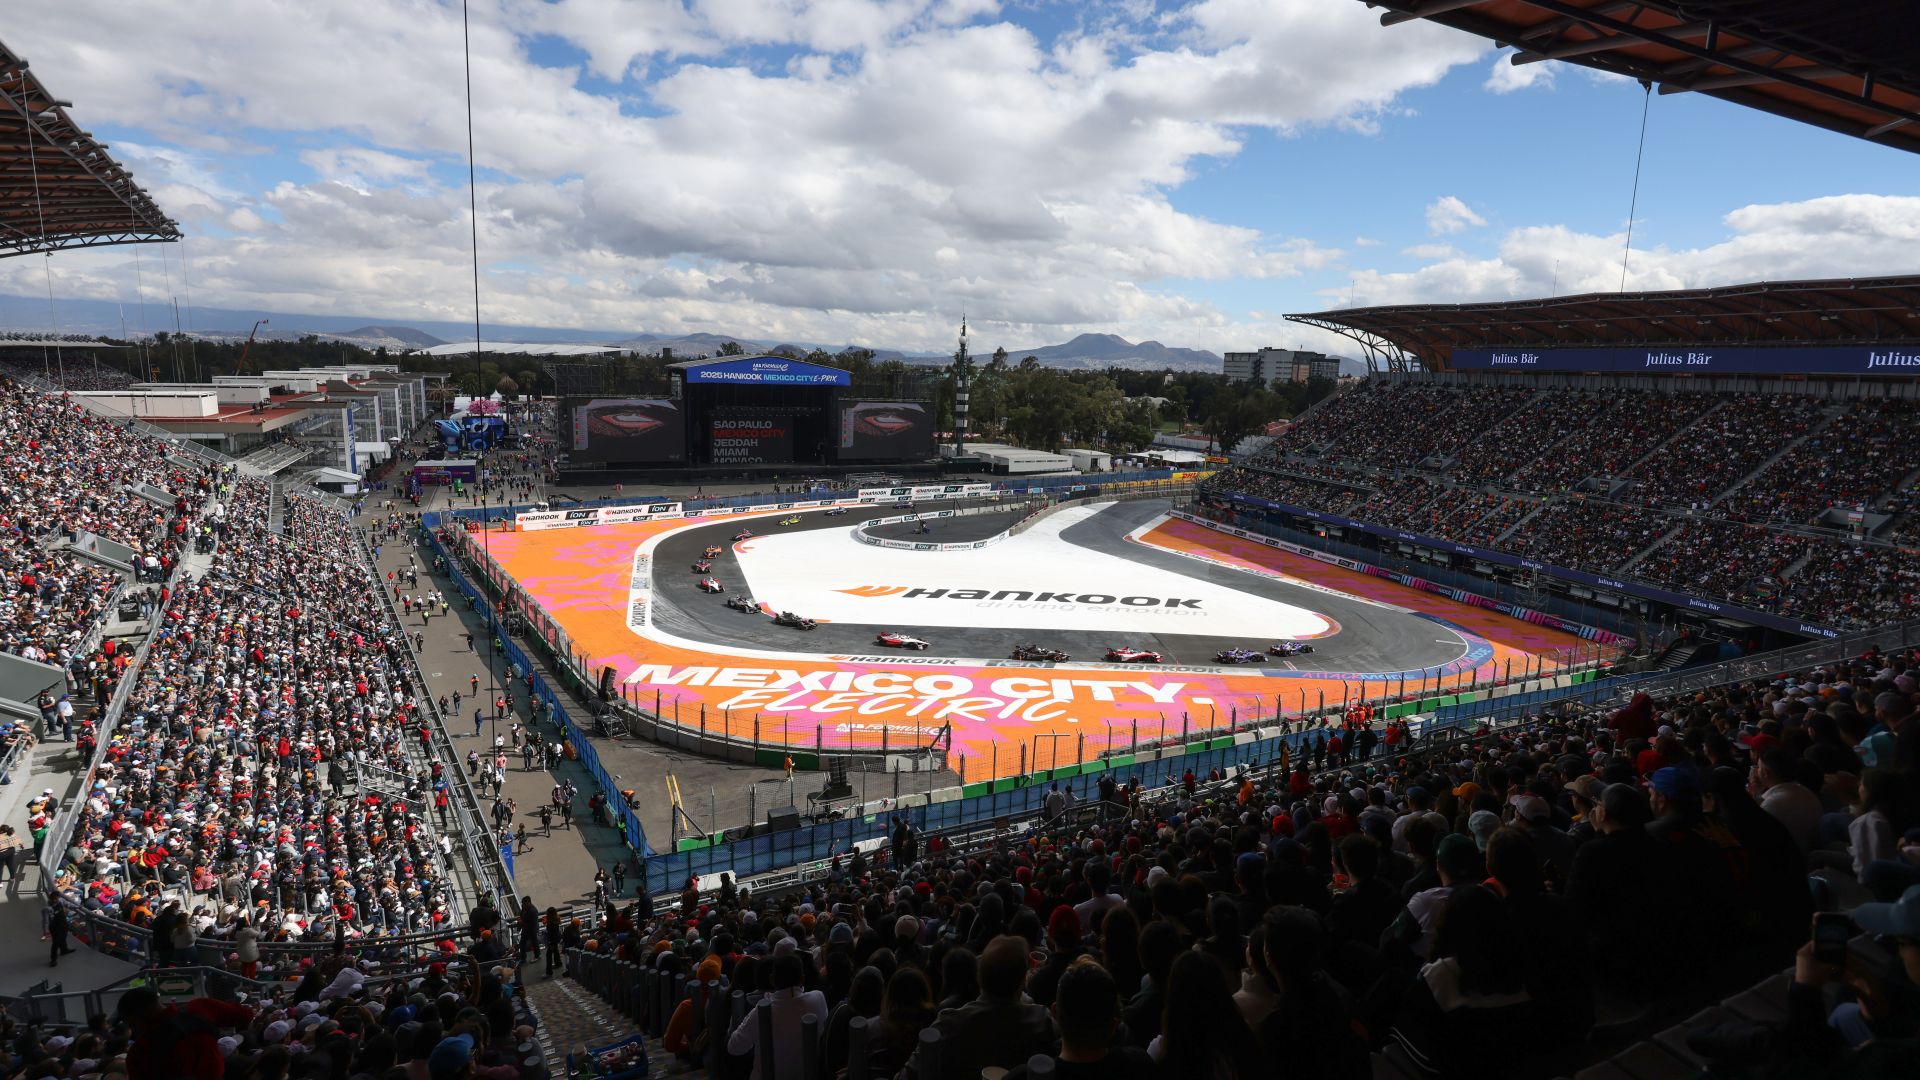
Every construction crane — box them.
[237,318,269,375]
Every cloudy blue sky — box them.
[9,0,1918,354]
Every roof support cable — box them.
[1619,79,1653,293]
[16,73,61,383]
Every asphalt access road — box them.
[648,499,1466,673]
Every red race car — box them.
[692,560,712,573]
[875,632,932,651]
[697,577,723,593]
[1104,647,1163,664]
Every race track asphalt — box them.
[648,499,1466,672]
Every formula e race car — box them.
[724,595,759,613]
[1011,643,1069,663]
[824,506,850,516]
[773,611,818,631]
[779,515,802,526]
[1215,647,1266,665]
[1268,641,1316,657]
[697,577,724,594]
[703,545,723,558]
[692,560,712,573]
[1104,647,1163,664]
[875,632,932,650]
[733,529,754,541]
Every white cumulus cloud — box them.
[1425,195,1488,236]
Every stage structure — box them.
[559,355,938,471]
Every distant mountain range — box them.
[1000,332,1222,372]
[0,292,1360,375]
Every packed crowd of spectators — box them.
[1212,381,1920,628]
[1272,383,1540,472]
[1620,393,1826,510]
[0,947,544,1080]
[1725,398,1920,527]
[0,356,140,392]
[1778,545,1920,630]
[1452,495,1536,548]
[0,379,221,706]
[1634,523,1812,611]
[1207,466,1371,517]
[599,645,1920,1080]
[46,468,472,956]
[1502,390,1720,496]
[1499,499,1672,574]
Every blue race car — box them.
[1215,647,1266,665]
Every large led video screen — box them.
[708,409,795,465]
[837,400,933,460]
[567,398,687,463]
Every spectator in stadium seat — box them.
[726,952,827,1080]
[1752,746,1826,854]
[1563,783,1667,987]
[906,934,1057,1080]
[1149,950,1266,1079]
[1006,960,1157,1080]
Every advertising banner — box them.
[709,411,794,465]
[569,398,687,463]
[1450,344,1920,376]
[838,400,934,460]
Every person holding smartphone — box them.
[1784,888,1920,1068]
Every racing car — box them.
[1104,646,1163,664]
[692,560,712,573]
[875,632,932,651]
[1214,647,1266,665]
[703,545,723,558]
[779,515,802,526]
[733,529,754,541]
[724,595,758,613]
[1011,643,1069,663]
[697,577,724,594]
[1268,640,1316,657]
[824,506,850,516]
[773,611,818,631]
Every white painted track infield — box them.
[731,503,1333,637]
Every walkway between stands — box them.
[368,519,630,911]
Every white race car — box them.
[1104,646,1163,664]
[875,632,932,651]
[824,506,850,516]
[1268,640,1316,657]
[697,577,724,593]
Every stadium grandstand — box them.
[1,9,1919,1080]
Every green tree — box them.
[718,341,744,355]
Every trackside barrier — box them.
[430,527,652,858]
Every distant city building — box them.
[1224,347,1339,386]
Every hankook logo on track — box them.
[833,585,1202,610]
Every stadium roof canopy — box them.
[1363,1,1920,156]
[1287,275,1920,372]
[0,39,180,257]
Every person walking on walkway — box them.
[612,860,627,896]
[544,908,561,979]
[539,804,552,835]
[48,904,73,967]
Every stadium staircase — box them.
[1706,405,1844,510]
[266,481,286,535]
[1491,499,1548,545]
[1616,521,1686,575]
[234,439,312,477]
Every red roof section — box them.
[1365,1,1920,155]
[1287,274,1920,371]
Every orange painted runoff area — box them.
[482,509,1596,782]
